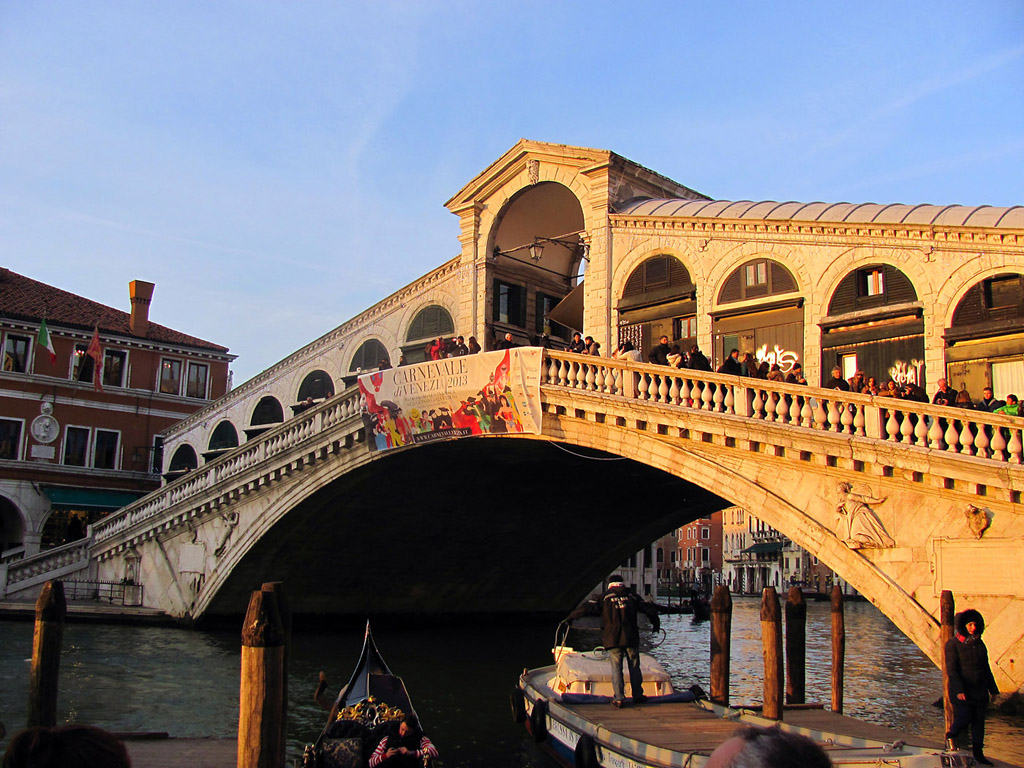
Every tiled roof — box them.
[0,268,230,353]
[615,199,1024,228]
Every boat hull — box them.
[518,666,971,768]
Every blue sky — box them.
[2,2,1022,386]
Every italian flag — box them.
[38,319,57,366]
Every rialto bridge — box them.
[3,140,1024,694]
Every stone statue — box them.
[965,504,990,539]
[836,482,895,549]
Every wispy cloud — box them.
[805,44,1024,157]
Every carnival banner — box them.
[357,348,543,452]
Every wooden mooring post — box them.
[785,586,806,705]
[760,587,783,720]
[831,585,845,714]
[261,582,291,768]
[238,587,285,768]
[710,585,732,706]
[940,590,955,735]
[28,580,66,728]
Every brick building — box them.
[0,269,233,558]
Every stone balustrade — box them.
[2,537,92,597]
[543,350,1024,463]
[90,388,365,552]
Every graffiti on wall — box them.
[755,343,799,373]
[888,359,924,386]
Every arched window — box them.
[406,305,454,342]
[827,264,917,315]
[168,444,198,472]
[251,396,284,426]
[951,274,1024,326]
[718,259,798,304]
[620,255,695,306]
[208,421,239,452]
[349,340,390,372]
[298,370,335,400]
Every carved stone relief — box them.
[835,481,895,549]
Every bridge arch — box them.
[187,416,940,670]
[402,304,456,363]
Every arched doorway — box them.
[712,258,803,376]
[947,273,1024,397]
[617,255,697,362]
[821,264,922,388]
[490,182,585,348]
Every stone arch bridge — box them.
[4,350,1024,694]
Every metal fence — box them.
[62,580,144,606]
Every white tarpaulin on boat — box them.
[357,347,543,452]
[556,651,672,685]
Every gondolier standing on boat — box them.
[566,575,661,708]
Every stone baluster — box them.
[899,412,914,443]
[975,424,990,458]
[827,400,841,432]
[556,359,569,388]
[639,373,651,401]
[959,422,975,455]
[609,366,621,395]
[594,365,606,393]
[927,417,945,449]
[547,357,559,384]
[991,427,1007,461]
[852,404,865,436]
[715,383,727,413]
[840,403,854,434]
[765,391,777,422]
[574,362,587,390]
[944,420,961,454]
[800,398,813,428]
[813,398,827,429]
[1008,429,1023,463]
[585,363,596,391]
[669,375,681,404]
[658,374,670,404]
[751,389,764,419]
[680,378,692,407]
[912,414,928,446]
[883,410,899,442]
[700,382,714,411]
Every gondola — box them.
[302,621,433,768]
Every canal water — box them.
[0,598,1021,766]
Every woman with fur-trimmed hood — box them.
[944,608,999,765]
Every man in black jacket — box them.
[649,335,671,365]
[567,576,661,707]
[945,609,1000,764]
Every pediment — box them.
[444,139,705,213]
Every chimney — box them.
[129,280,155,337]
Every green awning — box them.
[43,487,146,511]
[742,541,785,555]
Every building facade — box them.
[0,270,233,559]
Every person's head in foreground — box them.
[706,725,832,768]
[3,725,131,768]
